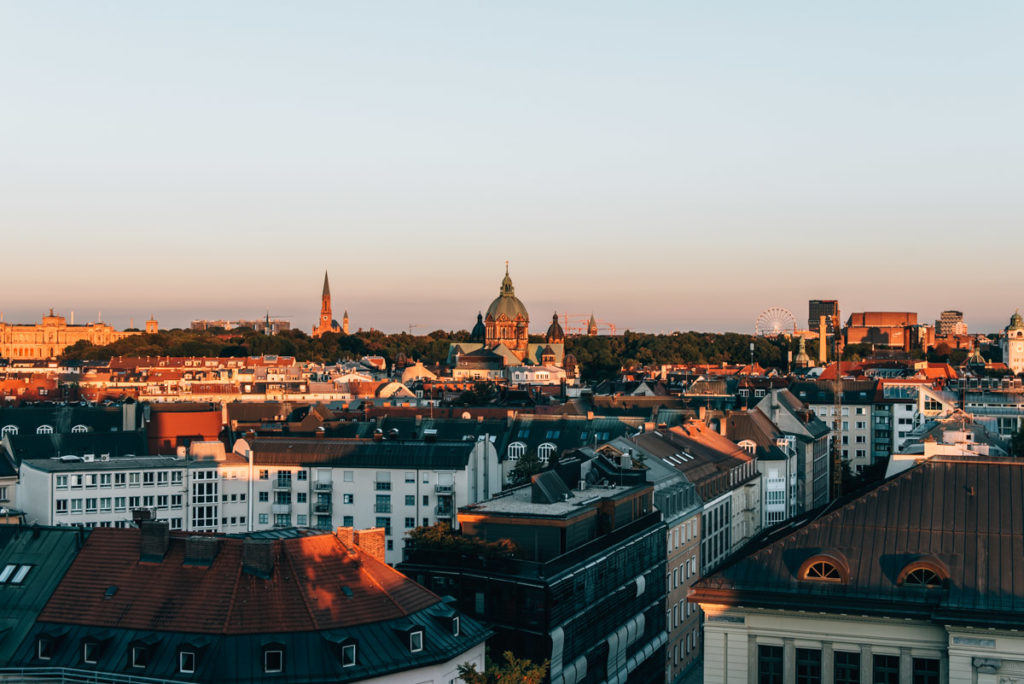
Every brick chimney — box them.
[242,538,275,578]
[184,536,220,566]
[336,526,355,549]
[139,520,169,561]
[353,528,386,564]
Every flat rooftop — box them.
[466,482,633,517]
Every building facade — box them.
[1001,311,1024,374]
[312,272,343,338]
[0,311,142,360]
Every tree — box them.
[458,651,548,684]
[508,451,544,485]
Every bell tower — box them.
[312,271,340,338]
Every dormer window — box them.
[451,616,460,637]
[37,638,53,661]
[341,643,356,668]
[409,629,424,653]
[83,641,99,664]
[264,648,283,673]
[179,650,196,674]
[798,553,850,583]
[132,645,148,668]
[898,560,948,588]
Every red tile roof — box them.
[38,528,439,635]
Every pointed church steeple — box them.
[313,271,341,338]
[322,271,331,299]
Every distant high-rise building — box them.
[936,310,967,336]
[808,300,839,334]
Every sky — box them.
[1,1,1022,334]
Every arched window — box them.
[737,439,757,455]
[897,560,948,588]
[537,443,557,464]
[1,425,18,437]
[507,442,526,462]
[71,425,89,434]
[798,552,850,583]
[36,425,54,435]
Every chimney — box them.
[242,538,275,578]
[184,536,220,566]
[133,508,154,525]
[353,528,387,564]
[139,520,169,561]
[819,315,828,365]
[336,527,355,549]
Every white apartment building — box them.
[18,437,501,566]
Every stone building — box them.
[0,310,142,360]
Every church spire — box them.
[322,271,331,299]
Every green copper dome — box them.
[1010,310,1024,330]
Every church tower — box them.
[312,271,342,338]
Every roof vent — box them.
[104,585,119,600]
[139,520,169,562]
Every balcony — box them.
[273,478,292,490]
[435,505,454,518]
[434,484,453,494]
[314,480,332,491]
[271,503,291,515]
[314,502,331,514]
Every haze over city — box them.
[2,1,1022,332]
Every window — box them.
[341,643,356,667]
[143,472,155,486]
[872,654,899,684]
[259,491,269,502]
[375,495,391,513]
[1,425,17,437]
[507,442,526,461]
[405,495,415,506]
[376,517,391,536]
[451,615,460,636]
[343,494,354,504]
[343,515,353,526]
[129,473,140,486]
[1,563,31,584]
[128,496,139,508]
[405,517,415,528]
[375,481,391,491]
[899,563,946,588]
[171,495,182,509]
[56,475,69,489]
[796,648,821,684]
[758,645,783,684]
[115,497,127,511]
[264,649,283,673]
[834,651,860,684]
[297,514,307,526]
[297,470,307,481]
[157,471,168,485]
[100,474,111,488]
[36,424,53,434]
[799,555,847,583]
[56,499,68,514]
[100,497,112,512]
[132,645,148,668]
[296,492,307,503]
[422,495,429,506]
[180,650,196,674]
[259,513,269,525]
[85,498,97,513]
[171,471,182,484]
[274,514,290,527]
[115,473,126,486]
[37,638,53,660]
[343,470,353,482]
[912,658,939,684]
[84,474,97,488]
[409,630,423,652]
[405,471,415,483]
[83,641,99,664]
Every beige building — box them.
[0,310,144,360]
[692,457,1024,684]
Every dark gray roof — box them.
[4,431,148,465]
[250,438,478,469]
[0,405,126,435]
[693,457,1024,627]
[21,455,184,473]
[0,526,86,664]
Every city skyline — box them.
[2,2,1022,333]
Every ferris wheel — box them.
[755,307,796,337]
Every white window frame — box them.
[264,649,283,673]
[179,650,196,674]
[409,630,424,653]
[341,643,356,667]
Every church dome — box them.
[546,312,565,342]
[485,266,529,321]
[471,312,486,342]
[1010,311,1024,330]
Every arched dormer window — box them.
[507,442,526,462]
[71,425,89,433]
[897,559,949,588]
[797,552,850,583]
[36,425,54,435]
[1,425,17,437]
[537,442,557,464]
[737,439,757,455]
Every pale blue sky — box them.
[1,1,1021,334]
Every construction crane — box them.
[562,313,617,336]
[407,324,422,335]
